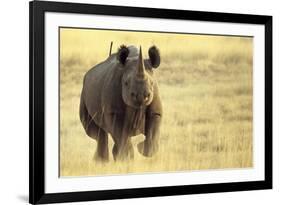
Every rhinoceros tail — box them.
[109,41,113,57]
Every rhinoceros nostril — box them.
[144,92,150,97]
[144,93,150,102]
[131,92,138,101]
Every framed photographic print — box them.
[29,0,272,204]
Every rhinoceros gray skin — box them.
[79,45,162,161]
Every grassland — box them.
[60,28,253,176]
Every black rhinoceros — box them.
[79,45,162,161]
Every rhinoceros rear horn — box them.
[148,45,160,68]
[117,45,129,65]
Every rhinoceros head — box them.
[117,45,160,109]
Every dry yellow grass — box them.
[59,28,253,177]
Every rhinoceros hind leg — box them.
[94,128,109,162]
[138,113,161,157]
[80,98,109,161]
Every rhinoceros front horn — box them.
[137,46,145,78]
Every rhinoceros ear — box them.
[148,45,160,68]
[117,45,129,65]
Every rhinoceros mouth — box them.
[127,103,144,109]
[131,100,151,109]
[123,93,151,109]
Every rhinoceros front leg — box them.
[138,113,161,157]
[112,139,134,161]
[111,112,134,161]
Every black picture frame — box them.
[29,0,272,204]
